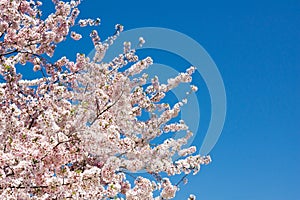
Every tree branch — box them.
[89,89,124,126]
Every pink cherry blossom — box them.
[0,0,211,199]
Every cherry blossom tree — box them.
[0,0,211,199]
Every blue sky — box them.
[37,0,300,199]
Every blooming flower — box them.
[0,1,210,199]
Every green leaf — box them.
[32,137,39,142]
[8,137,13,144]
[4,64,11,71]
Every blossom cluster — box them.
[0,0,211,199]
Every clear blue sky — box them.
[37,1,299,199]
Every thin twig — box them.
[175,174,188,186]
[89,89,124,126]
